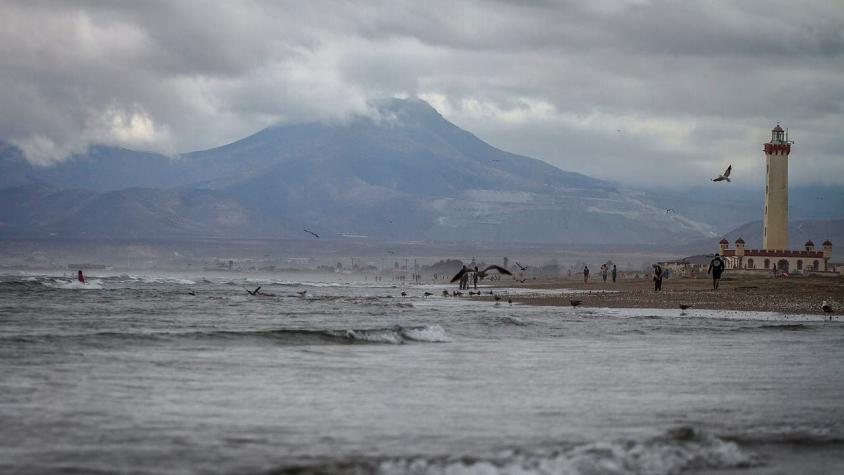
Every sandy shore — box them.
[487,275,844,315]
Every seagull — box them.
[570,299,582,307]
[442,290,450,297]
[401,291,407,297]
[679,304,691,310]
[304,229,320,238]
[508,297,512,306]
[665,209,676,214]
[187,290,196,296]
[822,300,833,318]
[423,292,433,298]
[453,291,463,297]
[493,294,502,302]
[515,262,528,271]
[246,286,261,296]
[712,165,732,183]
[450,265,513,283]
[297,290,308,297]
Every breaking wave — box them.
[7,325,450,346]
[274,427,758,475]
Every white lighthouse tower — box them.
[762,123,791,250]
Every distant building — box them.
[719,238,834,274]
[716,124,837,275]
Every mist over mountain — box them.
[1,98,840,245]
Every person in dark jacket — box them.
[611,265,617,283]
[708,254,725,290]
[652,264,663,291]
[583,266,590,283]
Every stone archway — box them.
[777,259,789,272]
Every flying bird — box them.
[515,262,528,271]
[450,265,513,283]
[665,209,676,214]
[712,165,732,183]
[246,286,261,296]
[304,229,320,238]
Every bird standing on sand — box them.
[401,291,407,297]
[450,265,512,284]
[712,165,732,182]
[423,292,433,298]
[822,301,833,319]
[570,300,582,307]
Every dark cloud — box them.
[1,0,842,186]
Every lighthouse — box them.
[762,123,791,250]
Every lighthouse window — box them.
[797,260,803,270]
[764,259,770,269]
[747,259,754,269]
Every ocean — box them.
[1,272,842,474]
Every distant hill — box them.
[5,98,836,245]
[679,218,844,260]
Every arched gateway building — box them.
[717,124,837,274]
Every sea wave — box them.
[274,427,757,475]
[7,325,450,346]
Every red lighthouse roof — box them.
[823,240,832,246]
[735,237,745,244]
[805,240,815,246]
[719,238,729,244]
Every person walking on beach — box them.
[652,264,663,291]
[601,264,608,282]
[611,265,617,283]
[708,254,725,290]
[77,270,85,284]
[583,265,590,283]
[472,267,479,290]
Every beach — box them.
[498,275,844,315]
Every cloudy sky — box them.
[1,0,842,188]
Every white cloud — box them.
[0,0,841,187]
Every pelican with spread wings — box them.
[450,264,512,283]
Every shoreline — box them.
[486,275,844,315]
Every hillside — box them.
[0,98,741,244]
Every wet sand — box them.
[491,275,844,315]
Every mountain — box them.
[0,98,777,244]
[718,219,844,250]
[0,184,266,238]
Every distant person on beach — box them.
[601,264,608,282]
[652,264,663,291]
[473,267,479,289]
[77,270,85,283]
[708,254,725,290]
[612,265,617,283]
[583,266,590,283]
